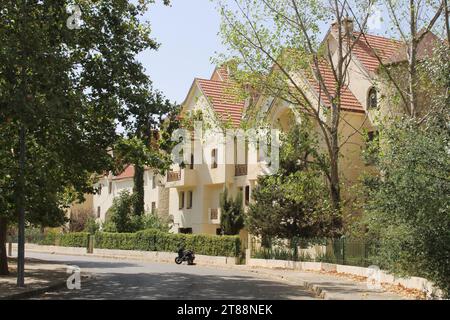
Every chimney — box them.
[332,17,354,37]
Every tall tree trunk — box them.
[16,126,26,287]
[409,0,418,117]
[133,164,145,216]
[329,129,341,212]
[0,217,9,275]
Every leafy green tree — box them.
[0,0,170,277]
[220,188,244,235]
[103,191,170,233]
[104,191,136,233]
[362,116,450,297]
[115,90,177,217]
[246,122,341,241]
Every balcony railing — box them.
[235,164,248,176]
[167,170,181,182]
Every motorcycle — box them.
[175,248,195,265]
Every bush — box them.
[84,217,100,235]
[94,229,241,257]
[37,231,89,248]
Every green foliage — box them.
[140,213,171,233]
[37,231,89,248]
[363,116,450,297]
[103,190,170,233]
[106,191,138,233]
[95,229,241,257]
[84,216,100,235]
[220,188,244,235]
[246,122,341,240]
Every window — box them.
[152,175,156,189]
[189,153,194,170]
[97,206,101,218]
[151,202,156,214]
[368,87,378,109]
[187,191,193,209]
[211,148,218,169]
[108,181,112,194]
[245,186,250,206]
[179,191,185,209]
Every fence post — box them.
[341,235,346,265]
[87,234,94,254]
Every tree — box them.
[116,90,177,217]
[350,0,449,119]
[214,0,376,211]
[220,188,244,235]
[360,28,449,297]
[246,121,341,241]
[0,0,170,279]
[362,115,450,297]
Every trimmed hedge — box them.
[95,229,241,257]
[38,232,89,248]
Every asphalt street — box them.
[25,252,318,300]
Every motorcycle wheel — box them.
[175,257,183,265]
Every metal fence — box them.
[251,237,377,267]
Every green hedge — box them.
[95,229,241,257]
[38,232,89,248]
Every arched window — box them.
[368,87,378,109]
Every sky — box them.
[138,0,225,104]
[137,0,392,105]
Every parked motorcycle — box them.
[175,248,195,265]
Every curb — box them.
[240,267,328,300]
[0,281,67,300]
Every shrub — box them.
[84,217,100,235]
[37,231,89,248]
[59,232,89,248]
[94,229,241,257]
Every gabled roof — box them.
[306,60,365,113]
[383,31,442,65]
[196,78,245,127]
[113,165,134,181]
[351,32,403,73]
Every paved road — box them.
[25,252,317,300]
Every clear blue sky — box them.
[138,0,224,104]
[137,0,390,105]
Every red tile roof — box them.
[352,32,403,73]
[212,66,230,82]
[113,165,134,180]
[306,60,364,113]
[196,75,245,127]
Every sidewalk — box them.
[0,258,69,300]
[231,266,419,300]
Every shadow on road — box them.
[34,271,315,300]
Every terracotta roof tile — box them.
[113,165,134,180]
[196,78,245,127]
[352,32,403,73]
[306,60,365,113]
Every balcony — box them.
[234,164,248,176]
[208,208,221,224]
[165,169,197,188]
[167,170,181,182]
